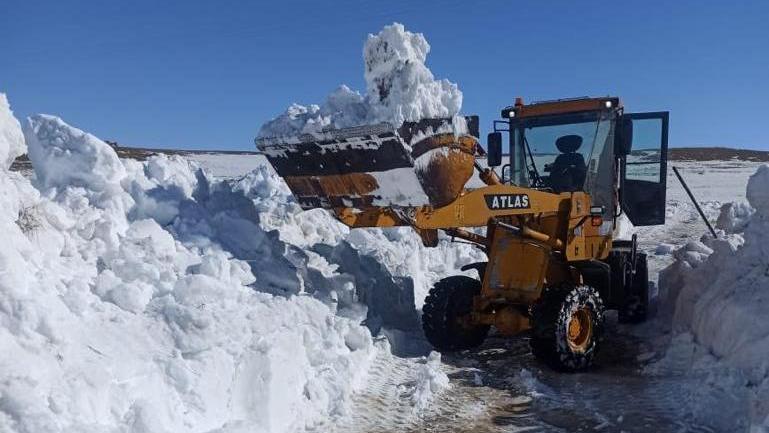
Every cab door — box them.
[620,112,669,226]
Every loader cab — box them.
[489,97,669,226]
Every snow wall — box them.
[659,165,769,429]
[0,89,479,432]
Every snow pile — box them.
[0,96,377,433]
[658,164,769,427]
[234,166,348,249]
[344,227,486,310]
[258,23,462,137]
[407,351,449,411]
[257,87,368,138]
[716,200,754,233]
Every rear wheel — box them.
[619,253,649,324]
[530,284,605,371]
[422,276,489,351]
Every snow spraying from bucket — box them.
[258,23,463,137]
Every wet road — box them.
[326,314,751,433]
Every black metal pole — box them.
[672,166,718,238]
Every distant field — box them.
[11,145,768,172]
[10,146,259,172]
[668,147,769,161]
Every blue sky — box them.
[2,0,768,151]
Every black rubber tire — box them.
[422,276,490,352]
[530,284,605,371]
[619,253,649,324]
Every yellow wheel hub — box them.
[566,307,593,353]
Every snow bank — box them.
[0,98,377,432]
[258,23,462,137]
[1,92,482,431]
[658,164,769,428]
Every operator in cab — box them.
[546,134,587,192]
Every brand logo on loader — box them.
[484,194,530,210]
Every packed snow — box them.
[258,23,462,138]
[184,153,267,180]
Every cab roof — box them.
[501,96,622,119]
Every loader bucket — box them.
[411,133,478,208]
[256,117,480,211]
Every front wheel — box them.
[422,276,489,351]
[530,284,605,371]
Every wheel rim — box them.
[566,307,593,353]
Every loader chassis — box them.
[258,96,668,371]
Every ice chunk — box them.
[655,243,675,255]
[24,114,126,192]
[716,200,754,233]
[409,351,450,411]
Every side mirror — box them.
[487,132,503,167]
[614,116,633,156]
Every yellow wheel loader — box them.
[257,96,668,371]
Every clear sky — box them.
[2,0,768,151]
